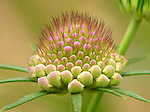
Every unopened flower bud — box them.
[57,64,65,72]
[73,41,81,51]
[96,55,101,61]
[66,38,73,45]
[77,71,93,87]
[89,65,101,79]
[102,57,109,65]
[69,54,76,62]
[71,66,82,78]
[90,59,96,66]
[28,11,128,91]
[108,73,122,86]
[64,46,72,56]
[61,57,68,64]
[79,36,86,44]
[66,62,74,70]
[28,66,35,75]
[29,55,40,66]
[47,71,62,88]
[57,41,64,50]
[54,59,60,65]
[82,63,90,71]
[94,74,110,88]
[115,54,121,62]
[116,62,124,73]
[77,51,84,59]
[61,70,73,85]
[88,38,94,44]
[83,44,92,54]
[109,59,116,68]
[72,32,78,39]
[103,65,115,78]
[45,64,56,74]
[90,52,96,58]
[84,56,90,63]
[38,76,53,91]
[75,60,83,66]
[35,64,46,77]
[68,79,84,93]
[97,61,105,69]
[80,30,85,35]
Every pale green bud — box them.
[35,64,46,77]
[103,65,115,78]
[45,64,56,74]
[77,71,93,87]
[31,73,38,81]
[28,66,35,75]
[71,66,82,78]
[94,74,110,88]
[89,65,101,79]
[47,71,62,88]
[109,59,116,68]
[97,61,105,69]
[38,76,53,91]
[28,55,40,66]
[116,62,124,73]
[108,73,122,86]
[61,70,73,85]
[68,79,84,93]
[102,57,109,65]
[115,54,121,62]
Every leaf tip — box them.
[123,96,126,100]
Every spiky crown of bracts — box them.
[28,11,127,93]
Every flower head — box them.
[119,0,150,21]
[28,11,127,93]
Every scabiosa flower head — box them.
[28,11,128,93]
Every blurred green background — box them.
[0,0,150,112]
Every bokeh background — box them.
[0,0,150,112]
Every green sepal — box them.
[0,64,28,73]
[0,77,35,84]
[71,93,82,112]
[110,87,150,103]
[1,90,50,112]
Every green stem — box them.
[118,17,142,55]
[86,92,104,112]
[0,64,28,73]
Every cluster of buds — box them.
[28,11,127,93]
[119,0,150,21]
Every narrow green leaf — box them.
[122,70,150,77]
[0,77,35,84]
[1,90,50,112]
[71,93,82,112]
[97,88,125,99]
[110,87,150,103]
[127,55,149,65]
[0,64,28,73]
